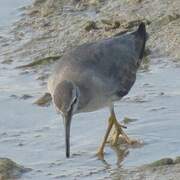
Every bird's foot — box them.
[110,121,139,146]
[96,149,104,160]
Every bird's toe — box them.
[96,150,105,160]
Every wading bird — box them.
[48,22,147,159]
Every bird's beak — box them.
[63,112,72,158]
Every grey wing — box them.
[53,35,139,99]
[69,38,138,98]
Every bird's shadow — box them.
[99,141,144,168]
[99,145,129,168]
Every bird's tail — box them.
[136,22,148,59]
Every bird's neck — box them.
[75,83,91,113]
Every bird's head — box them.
[53,80,80,158]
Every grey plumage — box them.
[48,22,147,158]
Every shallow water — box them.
[0,0,31,29]
[1,2,180,179]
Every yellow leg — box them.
[110,110,137,146]
[96,113,114,160]
[96,106,137,160]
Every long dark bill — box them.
[64,112,72,158]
